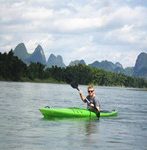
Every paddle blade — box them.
[70,81,79,91]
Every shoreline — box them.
[0,79,147,90]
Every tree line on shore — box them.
[0,50,147,88]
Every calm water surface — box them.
[0,81,147,150]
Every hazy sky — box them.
[0,0,147,67]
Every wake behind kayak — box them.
[39,107,118,119]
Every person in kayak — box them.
[79,84,100,117]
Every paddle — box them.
[70,81,90,103]
[70,81,80,91]
[70,81,100,118]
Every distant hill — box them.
[14,43,65,67]
[12,43,147,78]
[47,54,66,68]
[123,67,134,76]
[14,43,46,65]
[88,60,135,76]
[133,52,147,78]
[69,59,86,66]
[26,45,46,65]
[89,60,123,73]
[13,43,30,62]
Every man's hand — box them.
[79,90,82,95]
[96,106,100,112]
[90,103,94,107]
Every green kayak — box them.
[39,107,118,119]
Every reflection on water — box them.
[84,120,99,136]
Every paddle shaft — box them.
[76,87,90,104]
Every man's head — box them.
[87,84,95,96]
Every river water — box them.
[0,81,147,150]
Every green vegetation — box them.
[0,50,147,88]
[0,50,27,81]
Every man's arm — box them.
[96,99,100,111]
[79,90,86,103]
[92,97,100,111]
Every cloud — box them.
[0,0,147,67]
